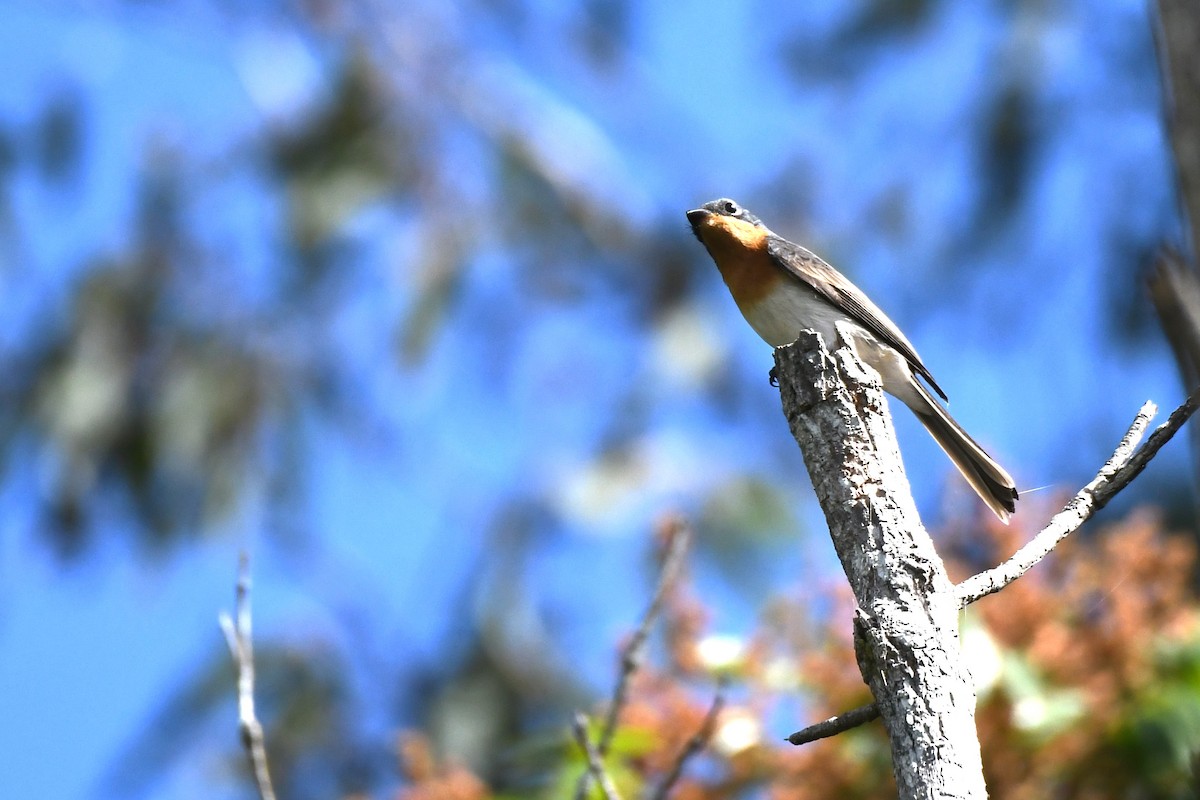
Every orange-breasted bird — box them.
[687,197,1018,522]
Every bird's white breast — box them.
[742,281,920,406]
[742,280,849,349]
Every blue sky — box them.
[0,2,1191,798]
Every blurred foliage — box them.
[269,53,411,264]
[953,510,1200,798]
[781,0,936,77]
[385,508,1200,799]
[34,87,83,184]
[3,0,1179,553]
[109,509,1200,799]
[12,148,334,555]
[2,0,712,556]
[3,0,1198,798]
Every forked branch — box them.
[956,389,1199,607]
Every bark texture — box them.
[774,329,986,800]
[1150,1,1200,503]
[1156,0,1200,255]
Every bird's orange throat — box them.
[695,213,769,253]
[695,216,779,310]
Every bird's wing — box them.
[767,235,947,401]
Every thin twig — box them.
[652,679,727,800]
[787,703,880,746]
[219,552,277,800]
[956,389,1200,607]
[574,516,692,799]
[602,517,692,752]
[1093,390,1200,505]
[572,713,624,800]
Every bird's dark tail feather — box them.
[909,382,1018,523]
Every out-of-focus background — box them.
[4,2,1200,798]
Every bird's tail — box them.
[906,380,1018,523]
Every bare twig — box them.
[219,552,277,800]
[1092,391,1200,504]
[651,680,726,800]
[957,388,1200,607]
[602,517,691,752]
[787,702,880,746]
[572,713,624,800]
[574,516,692,799]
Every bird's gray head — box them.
[686,198,762,242]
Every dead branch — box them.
[787,702,880,746]
[218,552,277,800]
[957,389,1200,607]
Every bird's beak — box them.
[686,208,711,241]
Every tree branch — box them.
[1153,0,1200,256]
[773,330,987,799]
[956,387,1200,607]
[218,552,277,800]
[1150,0,1200,520]
[571,713,623,800]
[601,516,691,753]
[573,515,692,800]
[786,702,880,746]
[651,679,726,800]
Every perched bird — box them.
[687,197,1018,522]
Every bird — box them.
[686,197,1018,522]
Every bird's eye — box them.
[722,200,740,215]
